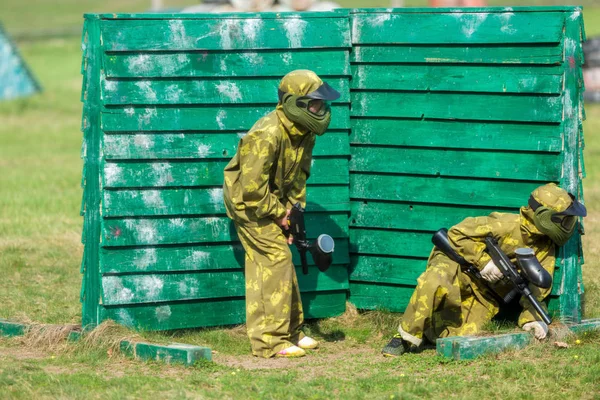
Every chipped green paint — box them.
[100,241,351,274]
[101,105,350,132]
[352,92,563,123]
[102,291,347,331]
[101,214,348,247]
[102,78,351,105]
[352,64,563,94]
[350,174,544,207]
[82,8,586,331]
[351,44,563,65]
[101,266,349,306]
[350,147,561,181]
[81,12,352,330]
[120,341,212,366]
[351,11,564,44]
[101,16,351,51]
[348,7,585,316]
[103,131,350,160]
[101,159,348,188]
[350,120,562,152]
[104,50,350,79]
[549,8,586,323]
[0,319,28,337]
[436,333,532,360]
[103,186,350,217]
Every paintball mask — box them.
[529,184,587,246]
[278,71,341,135]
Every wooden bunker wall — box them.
[348,7,586,321]
[81,7,586,329]
[80,12,352,330]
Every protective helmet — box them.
[528,183,587,246]
[277,70,340,135]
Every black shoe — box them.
[382,334,410,357]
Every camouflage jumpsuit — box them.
[398,207,555,346]
[223,74,322,357]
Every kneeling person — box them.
[382,183,586,356]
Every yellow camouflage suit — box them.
[398,206,555,346]
[223,72,325,358]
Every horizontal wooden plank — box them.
[349,255,425,286]
[348,282,413,312]
[350,201,508,231]
[103,131,350,160]
[101,18,351,51]
[352,64,562,94]
[101,265,349,306]
[101,290,347,330]
[351,92,562,123]
[102,78,351,105]
[351,12,564,44]
[101,105,350,131]
[350,119,562,152]
[350,147,561,181]
[102,158,349,188]
[104,50,350,78]
[350,44,563,64]
[101,240,351,274]
[102,214,349,246]
[350,228,434,258]
[103,185,350,217]
[350,173,543,208]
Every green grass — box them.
[2,1,600,398]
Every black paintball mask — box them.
[278,82,340,135]
[528,193,587,246]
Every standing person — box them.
[223,70,340,358]
[382,183,587,356]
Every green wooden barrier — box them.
[80,11,352,330]
[81,7,587,331]
[348,7,586,322]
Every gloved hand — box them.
[480,260,503,283]
[522,321,549,340]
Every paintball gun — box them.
[431,228,553,325]
[285,203,335,275]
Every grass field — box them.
[1,1,600,399]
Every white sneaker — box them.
[297,336,319,350]
[276,345,306,358]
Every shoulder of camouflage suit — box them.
[448,212,522,271]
